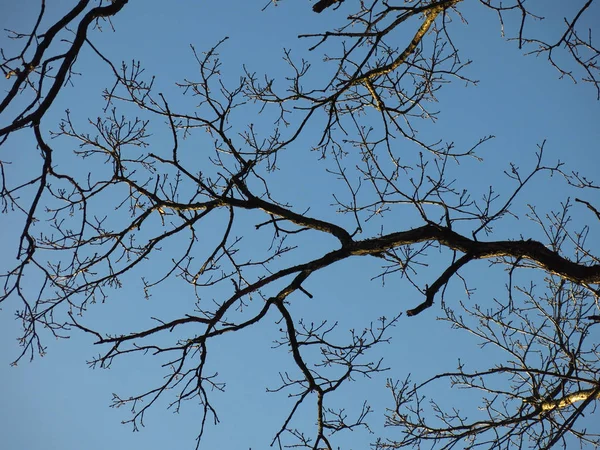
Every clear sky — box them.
[1,1,599,449]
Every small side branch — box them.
[406,252,473,316]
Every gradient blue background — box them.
[1,1,599,449]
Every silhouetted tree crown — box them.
[1,1,599,449]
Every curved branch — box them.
[350,225,600,285]
[0,0,129,136]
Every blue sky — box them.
[1,1,599,449]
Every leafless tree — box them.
[1,1,599,449]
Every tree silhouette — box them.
[1,1,599,449]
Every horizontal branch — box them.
[539,385,600,411]
[349,225,600,285]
